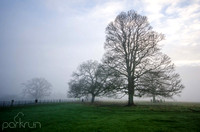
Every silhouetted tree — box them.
[103,10,183,105]
[68,60,123,103]
[22,78,52,100]
[137,55,184,102]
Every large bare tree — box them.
[103,10,183,105]
[22,78,52,100]
[68,60,123,103]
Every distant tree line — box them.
[68,10,184,105]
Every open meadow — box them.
[0,101,200,132]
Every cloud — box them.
[139,0,200,66]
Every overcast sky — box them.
[0,0,200,102]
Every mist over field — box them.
[0,0,200,102]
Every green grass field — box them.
[0,102,200,132]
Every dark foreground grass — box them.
[0,102,200,132]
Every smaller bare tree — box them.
[22,78,52,100]
[137,54,184,102]
[68,60,123,103]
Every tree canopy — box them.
[67,10,184,105]
[103,10,184,105]
[22,77,52,99]
[138,54,184,102]
[68,60,123,103]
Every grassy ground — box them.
[0,101,200,132]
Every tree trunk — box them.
[91,95,95,103]
[127,78,135,106]
[152,87,156,103]
[153,95,156,103]
[128,92,134,106]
